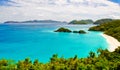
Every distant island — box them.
[93,18,113,24]
[3,19,116,25]
[68,19,115,25]
[4,20,67,24]
[69,19,94,24]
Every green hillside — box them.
[89,20,120,41]
[93,19,113,24]
[69,19,93,24]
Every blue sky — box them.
[0,0,120,6]
[0,0,10,6]
[110,0,120,4]
[0,0,17,6]
[0,0,120,22]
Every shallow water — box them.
[0,23,108,63]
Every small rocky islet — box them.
[54,27,86,34]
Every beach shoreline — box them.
[101,33,120,52]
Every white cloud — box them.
[0,0,120,22]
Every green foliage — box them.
[114,46,120,54]
[89,51,96,58]
[54,27,72,32]
[69,19,93,24]
[89,20,120,41]
[0,47,120,70]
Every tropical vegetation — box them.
[89,20,120,41]
[0,47,120,70]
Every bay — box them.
[0,23,108,63]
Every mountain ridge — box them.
[4,20,67,24]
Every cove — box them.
[0,23,108,63]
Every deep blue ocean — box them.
[0,23,108,63]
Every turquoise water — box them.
[0,23,108,63]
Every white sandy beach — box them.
[102,34,120,52]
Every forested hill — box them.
[69,19,93,24]
[93,19,113,24]
[89,20,120,41]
